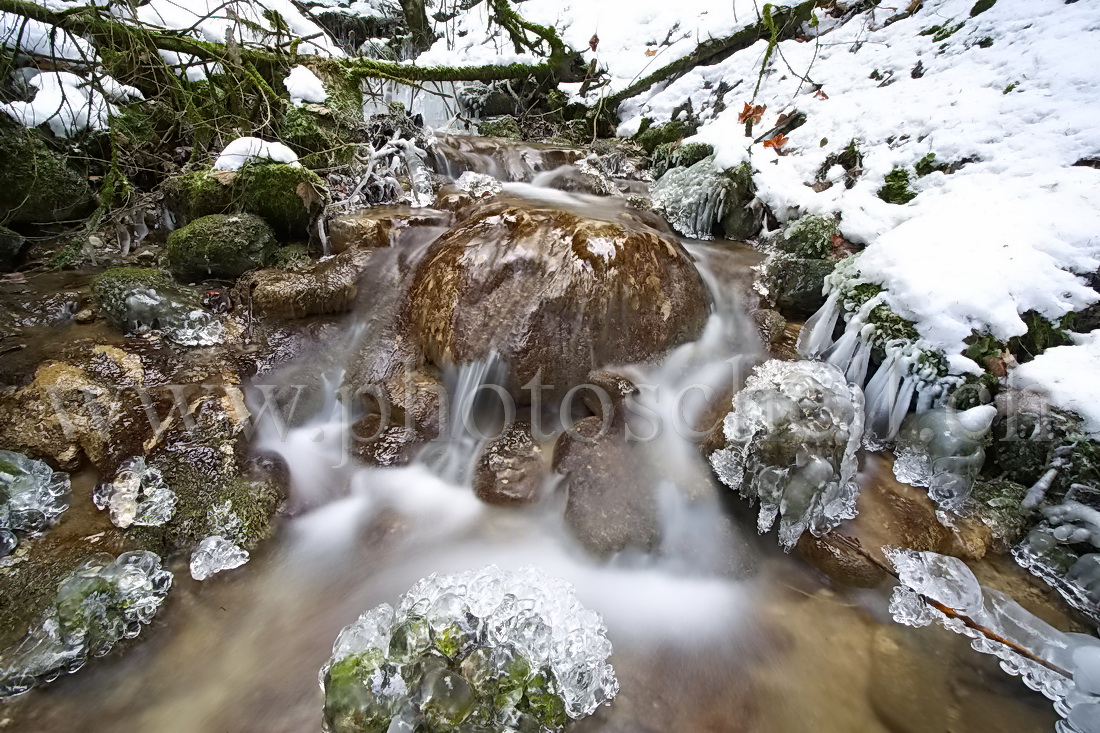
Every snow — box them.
[214,136,302,170]
[1009,331,1100,436]
[594,0,1100,375]
[0,11,98,62]
[0,70,140,137]
[284,64,328,105]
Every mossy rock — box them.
[165,213,277,281]
[877,167,917,204]
[719,161,762,240]
[171,163,324,237]
[632,119,697,154]
[1008,310,1072,362]
[969,478,1028,550]
[279,105,355,170]
[0,224,26,268]
[763,255,835,319]
[774,215,839,258]
[477,116,522,139]
[0,123,93,224]
[90,267,173,326]
[650,142,714,179]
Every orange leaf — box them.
[814,89,829,100]
[737,102,766,124]
[762,133,789,150]
[644,48,657,56]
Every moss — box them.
[868,302,921,343]
[0,122,93,225]
[477,115,523,139]
[272,243,311,269]
[920,22,965,42]
[775,214,838,258]
[1008,311,1072,362]
[970,0,996,16]
[969,478,1028,549]
[165,213,277,281]
[91,267,173,325]
[977,36,994,48]
[718,161,761,240]
[632,119,696,154]
[1003,83,1018,94]
[650,141,715,179]
[171,163,324,237]
[279,105,355,170]
[763,255,835,319]
[877,166,917,204]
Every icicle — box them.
[889,371,918,438]
[318,216,329,256]
[824,325,860,374]
[846,338,873,386]
[796,291,841,357]
[863,351,903,447]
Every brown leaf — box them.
[211,169,236,186]
[737,102,766,124]
[589,34,599,52]
[762,133,789,150]
[814,88,829,100]
[296,181,322,210]
[644,48,657,57]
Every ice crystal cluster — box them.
[0,450,70,557]
[892,405,997,512]
[709,359,865,550]
[1014,484,1100,624]
[0,551,172,697]
[651,156,734,240]
[93,457,177,529]
[798,257,949,447]
[886,549,1100,733]
[122,286,224,346]
[319,566,618,732]
[190,501,250,581]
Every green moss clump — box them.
[171,163,324,237]
[775,214,839,258]
[970,0,996,17]
[877,167,917,204]
[279,105,355,170]
[632,119,696,154]
[477,116,523,139]
[1008,311,1072,361]
[920,22,965,42]
[90,267,173,325]
[867,302,921,343]
[718,161,761,240]
[272,243,311,269]
[165,213,277,281]
[650,141,715,179]
[969,478,1028,549]
[0,123,93,224]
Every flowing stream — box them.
[0,137,1064,733]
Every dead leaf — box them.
[644,48,657,57]
[296,181,322,210]
[211,169,236,186]
[762,133,789,150]
[589,34,599,52]
[814,88,829,100]
[737,102,766,124]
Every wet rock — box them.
[428,135,583,182]
[556,418,661,556]
[350,413,421,467]
[403,200,709,402]
[326,207,451,254]
[243,248,374,318]
[166,213,278,282]
[752,308,788,349]
[761,255,835,319]
[473,422,545,505]
[0,225,25,269]
[581,370,637,424]
[91,267,224,345]
[653,157,761,240]
[0,123,92,224]
[797,455,993,587]
[969,478,1030,551]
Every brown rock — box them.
[472,421,545,505]
[243,248,374,318]
[326,207,451,254]
[350,413,421,467]
[580,369,637,425]
[403,200,710,402]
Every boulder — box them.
[761,255,835,319]
[244,248,374,318]
[472,421,545,505]
[166,213,278,281]
[402,200,709,401]
[326,207,451,254]
[0,124,92,224]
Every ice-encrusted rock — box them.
[0,551,172,697]
[652,156,741,240]
[189,536,249,581]
[709,359,865,550]
[319,566,618,732]
[121,287,224,346]
[892,405,997,512]
[455,171,502,199]
[92,457,176,528]
[0,450,70,556]
[886,548,1100,733]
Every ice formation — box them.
[189,536,249,581]
[455,171,502,199]
[118,284,224,346]
[319,566,618,732]
[892,405,998,512]
[190,501,249,581]
[886,548,1100,733]
[651,156,739,240]
[214,137,302,171]
[93,457,177,529]
[0,450,70,557]
[0,551,172,697]
[284,65,328,105]
[797,258,950,447]
[709,359,865,550]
